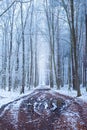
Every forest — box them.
[0,0,87,97]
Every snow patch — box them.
[64,111,80,130]
[10,99,23,123]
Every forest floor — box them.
[0,85,87,107]
[0,86,87,130]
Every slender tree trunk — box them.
[30,37,33,87]
[2,29,7,90]
[85,14,87,89]
[50,54,53,88]
[71,45,76,90]
[8,14,14,91]
[29,6,34,88]
[20,1,25,93]
[56,16,61,89]
[14,36,20,90]
[26,42,30,89]
[68,53,72,90]
[34,45,39,87]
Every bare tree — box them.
[1,23,7,90]
[83,0,87,90]
[8,3,15,91]
[62,0,81,96]
[20,0,32,93]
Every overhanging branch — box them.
[16,0,33,3]
[0,0,32,17]
[0,0,16,17]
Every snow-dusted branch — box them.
[16,0,33,3]
[0,0,16,17]
[0,0,33,17]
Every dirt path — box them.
[0,89,87,130]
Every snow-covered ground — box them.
[0,85,87,108]
[0,88,32,108]
[54,85,87,102]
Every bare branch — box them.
[0,0,16,17]
[0,0,33,17]
[16,0,33,3]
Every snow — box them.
[0,85,87,109]
[64,111,80,130]
[54,85,87,102]
[50,102,57,111]
[0,89,19,108]
[10,99,23,123]
[0,88,32,108]
[34,85,50,90]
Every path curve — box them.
[0,88,87,130]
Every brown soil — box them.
[0,88,87,130]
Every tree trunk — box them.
[2,29,7,90]
[70,0,81,96]
[20,1,25,94]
